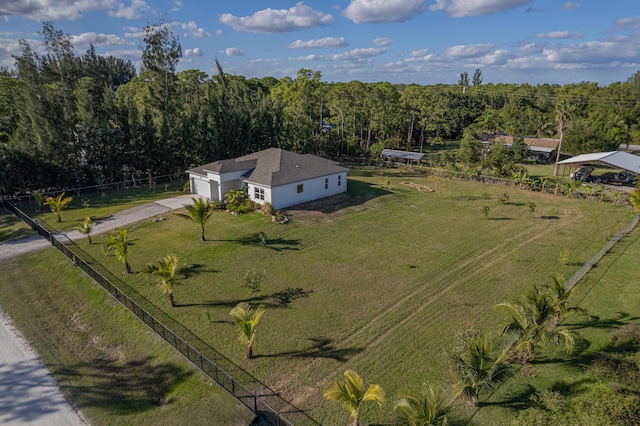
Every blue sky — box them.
[1,0,639,85]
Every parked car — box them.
[615,171,636,185]
[570,166,594,181]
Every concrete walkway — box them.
[0,194,198,425]
[0,194,197,261]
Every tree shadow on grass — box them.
[540,215,560,220]
[478,384,537,410]
[178,287,312,309]
[179,263,218,279]
[236,233,301,252]
[488,217,513,221]
[253,337,364,362]
[52,356,192,414]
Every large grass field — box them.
[27,168,629,425]
[0,248,256,425]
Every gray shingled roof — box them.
[187,148,348,187]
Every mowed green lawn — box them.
[0,249,255,426]
[64,169,633,424]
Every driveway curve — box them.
[0,194,198,425]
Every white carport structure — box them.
[557,151,640,177]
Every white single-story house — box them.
[186,148,348,210]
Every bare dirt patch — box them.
[284,193,381,225]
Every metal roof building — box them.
[381,149,425,163]
[557,151,640,175]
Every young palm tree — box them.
[324,370,384,426]
[75,216,93,244]
[141,255,179,307]
[451,331,511,406]
[553,100,574,177]
[44,192,74,222]
[394,383,453,426]
[175,197,214,241]
[543,275,589,327]
[496,286,578,365]
[229,303,266,359]
[106,229,132,274]
[539,177,552,194]
[629,188,640,212]
[32,191,46,212]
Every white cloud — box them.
[216,29,223,35]
[224,47,245,56]
[180,21,210,38]
[372,37,394,46]
[71,32,129,47]
[446,43,496,58]
[475,49,512,65]
[288,37,347,49]
[537,31,582,39]
[219,2,333,33]
[0,37,29,66]
[342,0,425,23]
[290,54,329,61]
[184,47,203,57]
[290,47,388,62]
[430,0,533,18]
[102,49,140,61]
[612,16,640,32]
[0,0,120,21]
[332,47,387,61]
[171,0,182,12]
[407,49,433,62]
[542,38,640,65]
[561,2,581,11]
[109,0,150,20]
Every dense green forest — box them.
[1,21,640,194]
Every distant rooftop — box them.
[381,149,425,161]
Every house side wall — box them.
[246,183,273,207]
[269,171,347,209]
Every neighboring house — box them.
[186,148,348,210]
[481,133,560,162]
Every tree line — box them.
[1,21,640,194]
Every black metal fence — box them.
[3,173,186,203]
[3,200,320,426]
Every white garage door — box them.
[191,178,211,199]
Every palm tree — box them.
[229,303,266,359]
[324,370,384,426]
[44,192,73,222]
[32,191,46,212]
[496,286,577,365]
[451,331,511,406]
[106,229,132,274]
[539,177,552,194]
[533,114,552,139]
[394,383,453,426]
[141,255,179,307]
[175,197,214,241]
[75,216,93,244]
[629,188,640,212]
[544,275,589,327]
[553,100,574,178]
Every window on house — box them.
[297,184,304,193]
[325,178,328,189]
[338,175,342,186]
[254,187,265,200]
